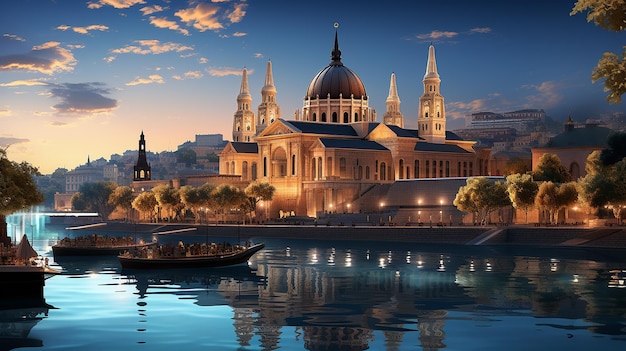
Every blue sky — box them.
[1,0,623,174]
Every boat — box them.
[52,235,156,256]
[117,243,265,269]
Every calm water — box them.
[4,222,626,351]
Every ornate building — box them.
[220,28,488,218]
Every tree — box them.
[579,156,626,223]
[152,184,183,221]
[535,181,579,224]
[0,148,43,245]
[244,181,276,220]
[533,153,572,183]
[506,173,539,223]
[176,148,197,167]
[503,157,532,176]
[212,184,247,223]
[453,177,511,225]
[600,131,626,166]
[108,185,134,221]
[132,191,158,222]
[73,181,117,219]
[571,0,626,103]
[179,185,204,223]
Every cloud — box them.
[199,57,208,64]
[0,137,29,147]
[48,82,118,114]
[207,66,250,77]
[0,79,47,87]
[56,24,109,35]
[254,53,263,58]
[0,109,11,116]
[149,16,190,36]
[0,41,77,74]
[172,71,203,80]
[125,74,164,86]
[470,27,492,34]
[417,30,458,40]
[3,34,26,42]
[232,32,247,37]
[175,3,223,32]
[88,0,145,9]
[227,3,247,23]
[522,81,562,108]
[140,4,164,15]
[112,40,193,55]
[103,56,116,63]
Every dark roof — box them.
[546,126,611,148]
[285,120,359,136]
[305,30,367,100]
[388,125,420,138]
[413,142,472,153]
[319,138,388,151]
[445,131,463,141]
[230,142,258,153]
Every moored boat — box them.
[117,243,265,269]
[52,235,155,256]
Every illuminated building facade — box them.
[220,28,488,218]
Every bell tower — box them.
[133,131,151,181]
[257,60,280,134]
[383,72,403,128]
[232,68,255,142]
[417,45,446,143]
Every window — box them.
[365,166,370,180]
[291,155,296,175]
[380,162,386,180]
[343,112,349,123]
[425,160,430,178]
[439,160,443,177]
[312,157,317,180]
[414,160,420,178]
[322,112,327,122]
[332,112,337,123]
[445,161,450,177]
[251,162,257,180]
[242,161,248,181]
[339,157,346,177]
[399,159,404,179]
[263,157,267,177]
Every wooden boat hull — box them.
[117,243,265,269]
[52,243,155,256]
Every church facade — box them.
[220,29,489,218]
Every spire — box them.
[237,68,251,101]
[424,44,439,80]
[261,60,276,95]
[330,22,342,66]
[386,72,400,103]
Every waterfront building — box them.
[219,27,489,218]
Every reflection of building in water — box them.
[303,326,373,351]
[252,249,467,350]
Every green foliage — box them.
[108,185,134,220]
[503,157,532,176]
[506,173,538,223]
[176,148,197,167]
[579,157,626,221]
[152,184,183,221]
[0,149,43,217]
[533,153,572,183]
[453,177,511,225]
[571,1,626,103]
[74,181,117,219]
[600,131,626,165]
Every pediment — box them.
[257,118,300,138]
[366,124,397,140]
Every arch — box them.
[312,113,317,121]
[343,112,349,123]
[321,112,327,122]
[332,112,338,123]
[271,147,287,177]
[570,162,580,179]
[354,112,359,121]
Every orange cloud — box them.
[149,16,190,36]
[0,41,76,74]
[126,74,164,86]
[176,3,223,32]
[88,0,146,9]
[112,40,193,55]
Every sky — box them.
[1,0,624,174]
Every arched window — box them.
[343,112,349,123]
[291,154,296,175]
[339,157,346,177]
[365,166,370,179]
[414,160,420,178]
[312,157,317,180]
[312,113,317,121]
[439,160,443,177]
[357,165,362,180]
[318,157,323,179]
[425,160,430,178]
[231,161,235,175]
[322,112,327,122]
[251,162,257,180]
[570,162,580,179]
[332,112,337,123]
[242,161,248,181]
[399,159,404,179]
[263,157,267,177]
[380,162,387,180]
[445,161,450,177]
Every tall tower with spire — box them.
[383,72,403,128]
[417,45,446,143]
[133,131,151,181]
[257,60,281,134]
[232,68,255,142]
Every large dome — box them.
[305,31,367,100]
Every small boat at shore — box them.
[52,235,156,256]
[117,243,265,269]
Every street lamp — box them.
[347,203,351,213]
[439,200,444,224]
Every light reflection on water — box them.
[3,224,626,350]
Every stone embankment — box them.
[94,222,626,249]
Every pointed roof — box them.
[386,72,400,103]
[230,142,259,153]
[424,45,440,80]
[16,234,38,259]
[237,68,251,101]
[261,60,276,95]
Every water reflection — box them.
[0,305,50,351]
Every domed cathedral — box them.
[220,26,489,218]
